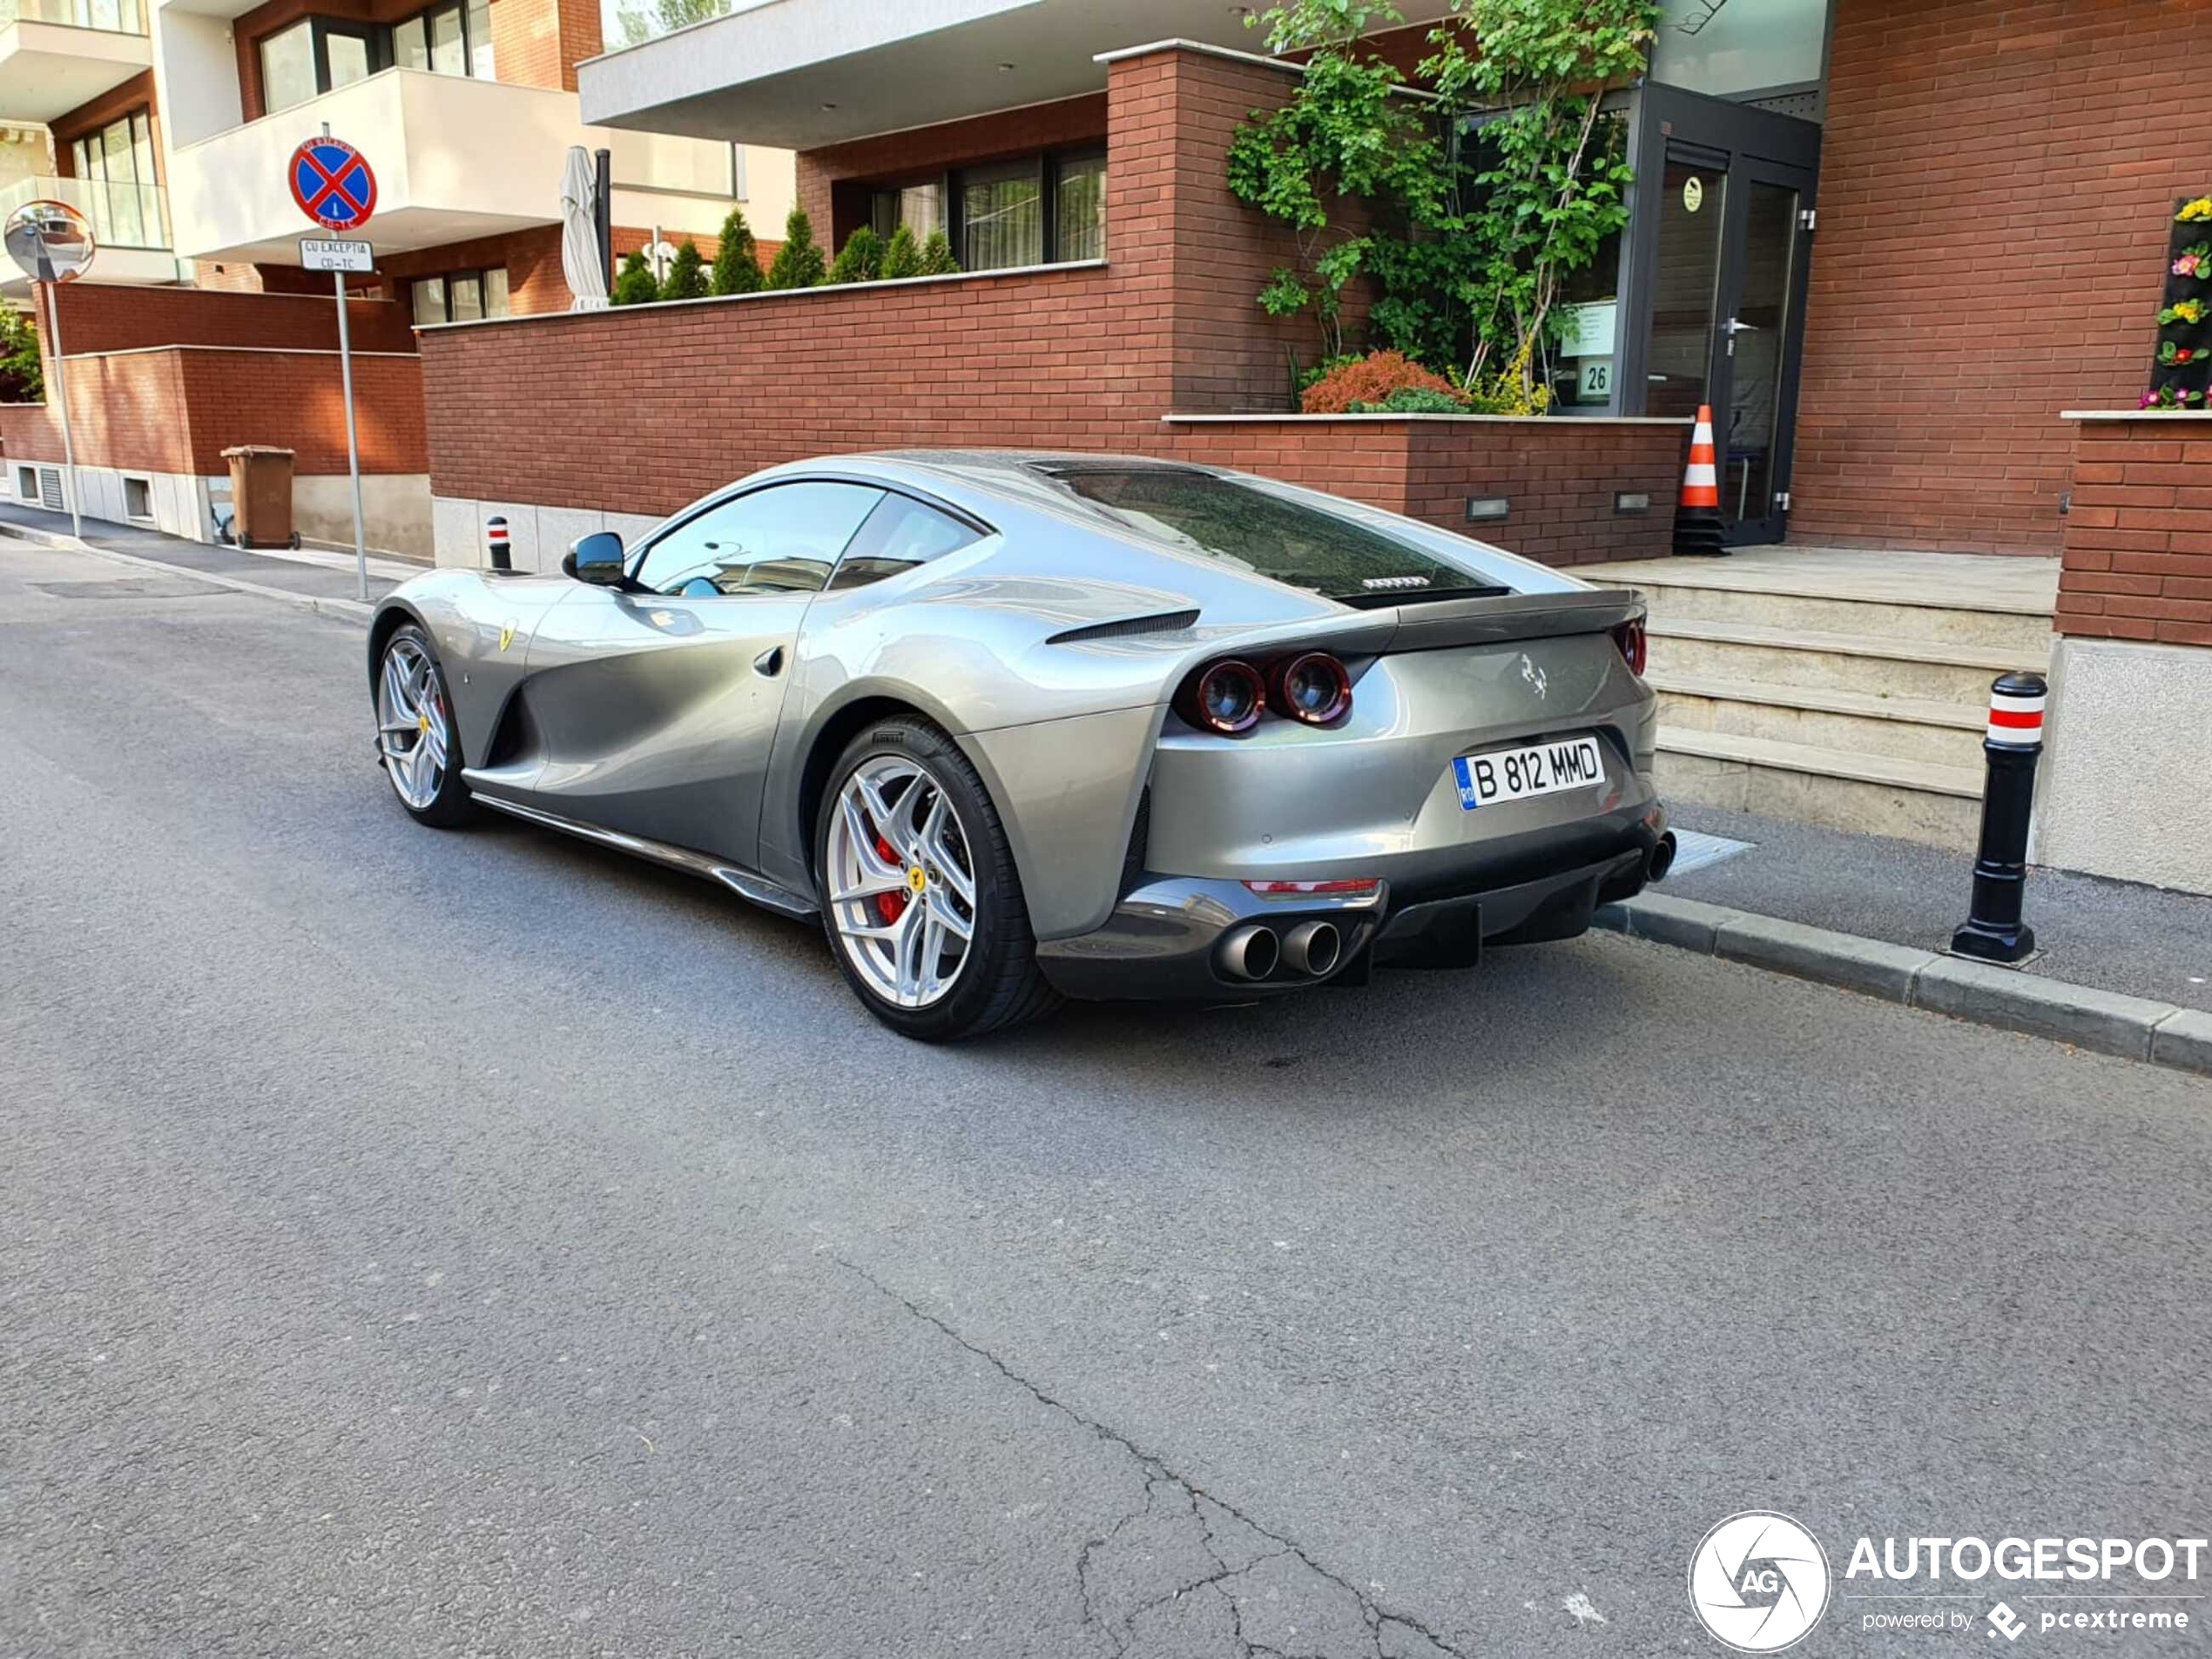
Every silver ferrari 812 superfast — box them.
[369,452,1675,1040]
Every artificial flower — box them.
[2180,198,2212,223]
[2176,253,2204,277]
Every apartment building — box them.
[0,0,792,553]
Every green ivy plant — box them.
[1229,0,1656,411]
[0,306,41,401]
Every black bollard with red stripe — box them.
[486,514,511,571]
[1949,671,2047,965]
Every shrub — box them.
[918,229,961,277]
[610,249,658,306]
[827,225,885,285]
[1346,386,1471,415]
[1300,351,1468,415]
[765,208,827,289]
[658,237,708,301]
[0,307,41,401]
[880,224,923,280]
[711,209,763,294]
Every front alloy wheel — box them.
[375,624,474,826]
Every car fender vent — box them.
[1047,608,1200,645]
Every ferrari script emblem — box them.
[1521,654,1548,698]
[498,620,516,652]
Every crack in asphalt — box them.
[834,1256,1468,1659]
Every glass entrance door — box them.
[1711,163,1812,545]
[1613,87,1819,547]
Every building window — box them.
[123,475,153,522]
[411,266,510,324]
[70,109,159,247]
[260,20,317,114]
[1052,150,1105,263]
[869,151,1105,274]
[15,464,35,501]
[961,159,1042,271]
[870,182,946,245]
[260,0,491,113]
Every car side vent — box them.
[1047,608,1201,645]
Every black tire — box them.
[814,716,1060,1042]
[375,623,477,829]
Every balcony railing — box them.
[0,0,144,31]
[0,174,168,250]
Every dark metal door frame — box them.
[1613,83,1821,545]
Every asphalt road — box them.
[4,541,2210,1658]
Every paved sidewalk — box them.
[0,501,419,608]
[1662,802,2212,1015]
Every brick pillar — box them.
[2035,413,2212,893]
[489,0,603,93]
[1103,44,1368,415]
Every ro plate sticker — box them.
[1453,755,1480,809]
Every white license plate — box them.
[1452,736,1604,810]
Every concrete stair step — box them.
[1656,729,1985,848]
[1649,671,1987,768]
[1649,617,2047,705]
[1624,576,2055,656]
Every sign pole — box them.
[334,266,367,601]
[42,278,80,543]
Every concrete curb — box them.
[1595,894,2210,1079]
[0,519,374,626]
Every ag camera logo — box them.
[1689,1512,1831,1652]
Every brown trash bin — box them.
[223,444,296,549]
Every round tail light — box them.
[1177,658,1266,735]
[1269,651,1352,725]
[1612,619,1648,678]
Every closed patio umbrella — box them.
[560,145,609,311]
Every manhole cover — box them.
[32,577,223,600]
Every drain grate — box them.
[31,577,225,600]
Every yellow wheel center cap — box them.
[417,713,430,734]
[907,867,928,894]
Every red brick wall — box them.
[1791,0,2212,556]
[1163,419,1687,567]
[415,46,1678,569]
[46,280,417,357]
[0,348,425,475]
[795,93,1109,246]
[489,0,601,92]
[2055,415,2212,645]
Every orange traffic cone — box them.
[1672,403,1727,556]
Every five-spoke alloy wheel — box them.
[374,624,475,826]
[815,718,1057,1042]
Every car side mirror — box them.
[566,530,625,586]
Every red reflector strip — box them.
[1242,878,1381,895]
[1987,708,2041,727]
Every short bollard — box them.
[486,514,511,571]
[1949,671,2047,965]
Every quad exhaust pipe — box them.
[1220,925,1281,981]
[1221,920,1344,981]
[1281,920,1341,978]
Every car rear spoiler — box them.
[1380,588,1644,652]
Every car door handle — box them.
[753,646,785,678]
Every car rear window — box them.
[1044,466,1502,606]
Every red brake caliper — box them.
[873,830,907,926]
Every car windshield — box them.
[1044,466,1501,605]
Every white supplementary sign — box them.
[300,238,373,273]
[1560,299,1616,359]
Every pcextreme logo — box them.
[1689,1512,1831,1653]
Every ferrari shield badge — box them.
[498,620,516,652]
